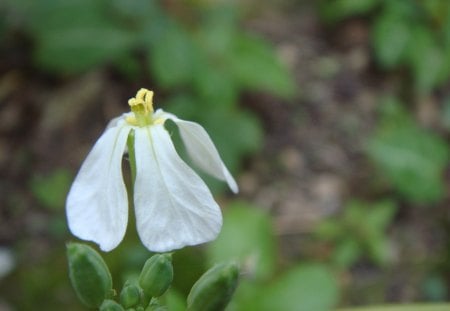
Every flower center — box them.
[126,88,158,127]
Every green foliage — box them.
[30,169,72,210]
[207,202,339,311]
[367,98,449,203]
[207,201,276,280]
[372,10,410,68]
[318,0,380,24]
[226,33,296,98]
[443,97,450,130]
[149,23,200,89]
[316,200,397,268]
[258,264,338,311]
[21,0,138,74]
[2,0,295,179]
[319,0,450,93]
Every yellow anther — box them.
[126,88,161,127]
[129,88,154,115]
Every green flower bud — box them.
[139,254,173,297]
[67,243,113,308]
[187,263,239,311]
[99,299,125,311]
[120,284,141,308]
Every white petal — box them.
[133,125,222,252]
[66,124,131,252]
[169,116,238,193]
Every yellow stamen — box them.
[126,88,163,127]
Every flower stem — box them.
[127,130,137,187]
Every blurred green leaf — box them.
[422,275,448,301]
[193,65,238,109]
[227,279,264,311]
[372,12,411,68]
[333,238,361,268]
[407,27,445,93]
[227,34,296,99]
[35,26,136,73]
[364,200,396,232]
[149,23,200,88]
[442,97,450,130]
[258,264,338,311]
[315,220,343,240]
[30,169,72,210]
[319,0,380,23]
[366,235,391,266]
[202,108,263,173]
[368,98,449,203]
[164,289,186,311]
[382,0,419,18]
[422,0,450,22]
[317,199,396,267]
[207,201,276,280]
[24,0,138,73]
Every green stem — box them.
[127,129,137,188]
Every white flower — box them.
[66,89,238,252]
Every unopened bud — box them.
[187,263,239,311]
[139,254,173,297]
[120,283,142,308]
[99,299,125,311]
[67,243,112,308]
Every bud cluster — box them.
[67,243,239,310]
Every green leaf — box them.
[163,289,186,311]
[193,65,238,109]
[258,264,339,311]
[227,33,296,99]
[422,0,450,22]
[202,108,263,173]
[149,23,199,88]
[34,26,137,74]
[25,0,137,73]
[368,98,449,203]
[332,238,361,268]
[442,97,450,130]
[365,200,396,232]
[319,0,380,23]
[372,12,411,68]
[30,169,72,210]
[207,201,276,280]
[315,220,343,240]
[407,27,445,93]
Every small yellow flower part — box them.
[126,88,156,127]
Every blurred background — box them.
[0,0,449,310]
